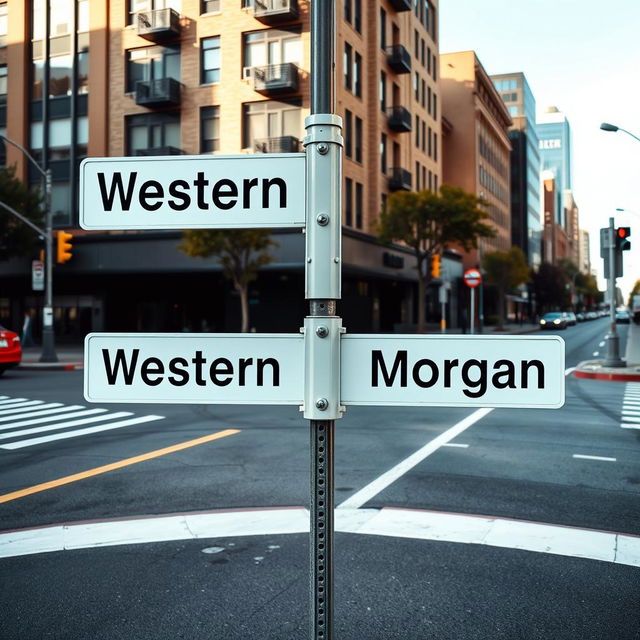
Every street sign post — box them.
[79,154,306,230]
[464,268,482,334]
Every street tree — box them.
[482,247,530,330]
[0,165,44,260]
[378,185,495,332]
[532,262,571,313]
[180,229,277,333]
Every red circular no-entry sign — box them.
[463,268,482,288]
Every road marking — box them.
[573,454,617,462]
[1,507,639,568]
[564,367,575,376]
[442,443,469,448]
[0,409,107,432]
[0,428,240,504]
[0,401,47,414]
[0,402,61,417]
[337,408,494,510]
[599,341,605,347]
[0,411,133,442]
[0,414,164,450]
[619,415,640,424]
[621,423,640,430]
[0,405,85,424]
[592,351,599,357]
[0,398,27,405]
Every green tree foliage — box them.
[377,185,495,332]
[180,229,276,332]
[0,165,44,260]
[532,262,571,312]
[482,247,530,330]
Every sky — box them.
[439,0,640,301]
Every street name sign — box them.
[84,333,304,405]
[341,334,565,409]
[79,154,306,231]
[31,260,44,291]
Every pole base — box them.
[603,358,626,368]
[39,327,58,363]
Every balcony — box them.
[389,0,412,11]
[387,106,412,132]
[253,0,299,24]
[387,44,412,74]
[253,63,299,95]
[135,146,183,156]
[254,136,300,153]
[389,167,412,191]
[136,8,180,42]
[135,78,182,107]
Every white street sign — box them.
[341,335,565,409]
[31,260,44,291]
[84,333,304,405]
[79,154,306,230]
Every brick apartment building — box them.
[0,0,450,341]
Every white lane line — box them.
[0,409,108,433]
[0,398,28,405]
[337,408,493,510]
[0,400,44,415]
[0,405,85,425]
[0,414,165,449]
[442,443,469,448]
[0,396,7,400]
[620,415,640,424]
[2,507,639,568]
[0,411,134,441]
[621,423,640,430]
[622,409,640,416]
[599,341,605,347]
[0,402,60,417]
[573,454,617,462]
[592,351,599,357]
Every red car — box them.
[0,325,21,376]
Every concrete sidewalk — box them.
[574,320,640,382]
[18,324,541,371]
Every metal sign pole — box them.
[470,288,475,335]
[305,2,342,639]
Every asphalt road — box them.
[1,317,638,640]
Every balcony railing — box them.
[389,167,412,191]
[254,136,300,153]
[253,63,299,95]
[136,8,181,41]
[135,146,183,156]
[387,106,412,133]
[135,78,182,107]
[387,44,412,74]
[389,0,412,11]
[253,0,299,24]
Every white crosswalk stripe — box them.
[621,383,640,429]
[0,395,165,449]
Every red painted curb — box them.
[574,369,640,382]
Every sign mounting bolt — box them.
[317,213,329,226]
[316,326,329,338]
[315,398,328,411]
[317,143,329,155]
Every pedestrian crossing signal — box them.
[56,230,73,263]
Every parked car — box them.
[0,325,21,376]
[616,310,631,324]
[562,312,577,326]
[586,311,598,320]
[539,312,567,330]
[576,312,586,322]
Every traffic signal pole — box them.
[604,216,624,367]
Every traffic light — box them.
[616,227,631,251]
[430,253,441,278]
[56,230,73,263]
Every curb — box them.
[573,360,640,382]
[19,363,83,371]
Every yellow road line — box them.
[0,429,240,505]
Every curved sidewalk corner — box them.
[574,321,640,382]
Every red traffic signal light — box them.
[616,227,631,251]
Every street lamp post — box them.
[0,134,57,363]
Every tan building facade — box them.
[439,51,512,267]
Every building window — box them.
[127,45,180,92]
[416,161,420,190]
[413,72,419,100]
[200,106,220,152]
[422,121,426,153]
[427,126,432,157]
[344,43,352,91]
[126,111,181,155]
[243,27,302,73]
[421,79,426,109]
[380,9,386,50]
[421,39,425,68]
[354,0,361,33]
[128,0,181,26]
[380,133,387,174]
[432,51,437,80]
[0,2,7,47]
[345,177,353,226]
[433,132,438,161]
[415,114,420,148]
[354,52,362,97]
[432,93,437,120]
[242,98,302,149]
[201,36,221,84]
[201,0,220,13]
[414,30,419,58]
[0,65,7,104]
[344,0,352,24]
[380,71,386,112]
[344,109,352,158]
[355,182,363,229]
[354,117,362,163]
